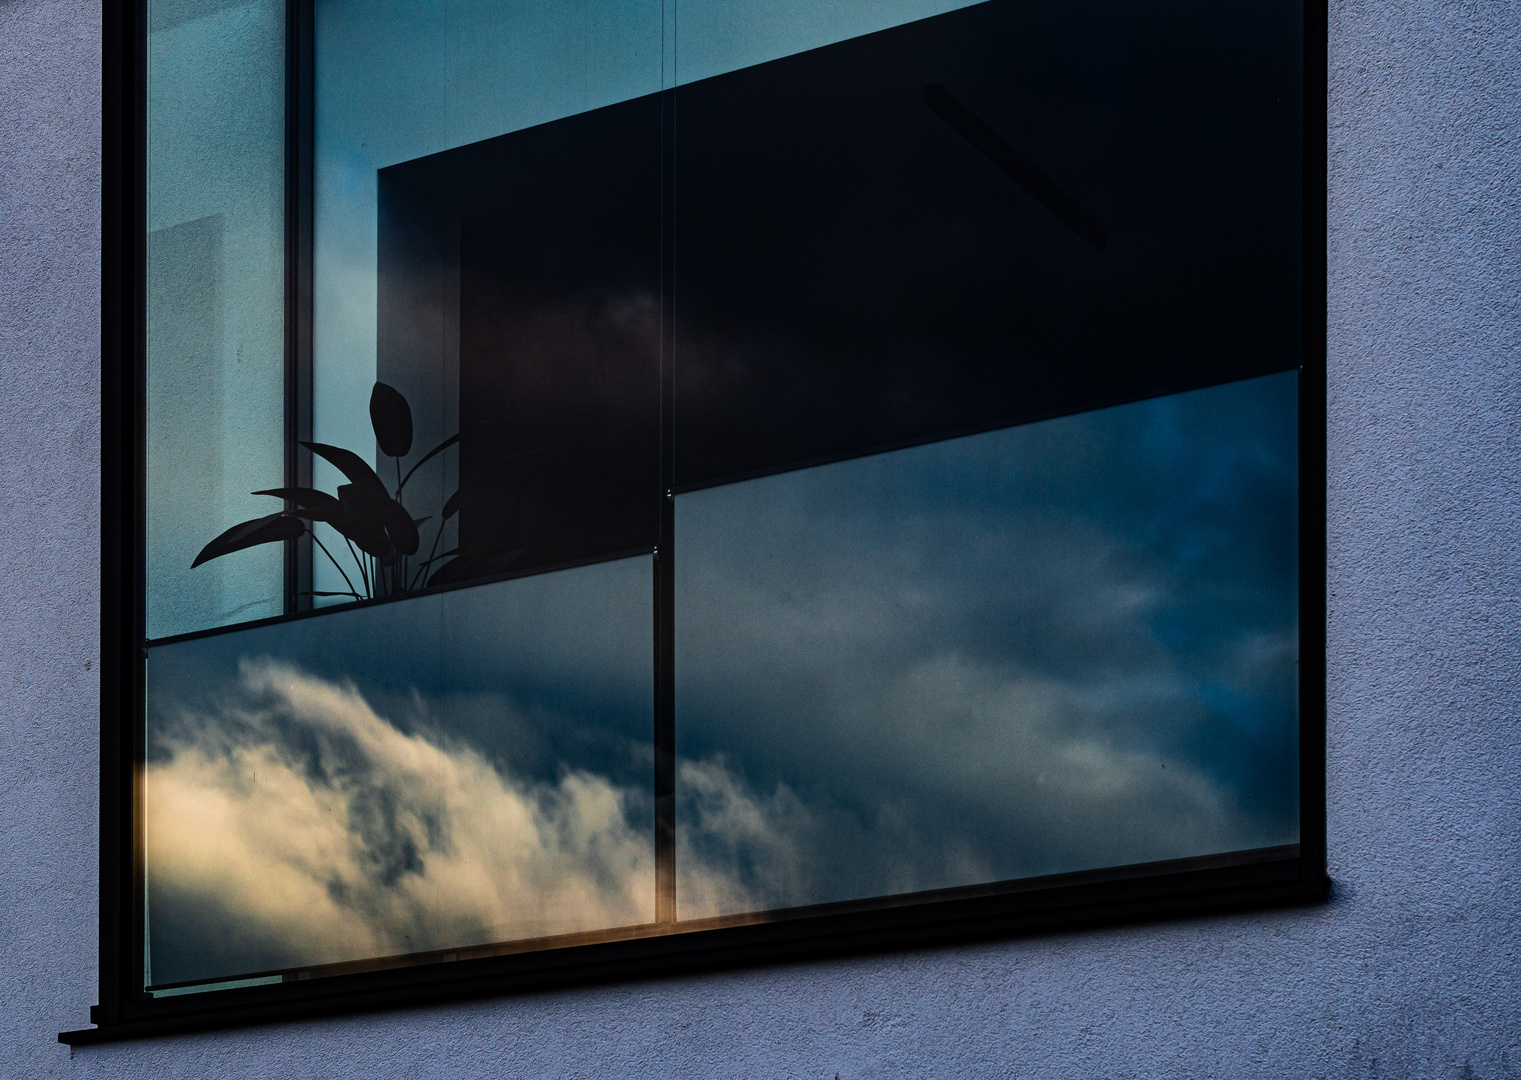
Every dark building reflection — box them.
[375,0,1302,576]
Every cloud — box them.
[674,756,813,919]
[146,657,816,986]
[673,647,1271,920]
[671,375,1302,912]
[147,659,662,982]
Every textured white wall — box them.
[2,0,1519,1075]
[0,0,103,1075]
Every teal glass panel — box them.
[146,0,287,638]
[144,558,654,992]
[674,374,1299,919]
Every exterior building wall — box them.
[2,0,1518,1075]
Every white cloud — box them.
[674,755,813,919]
[146,657,817,984]
[148,659,660,976]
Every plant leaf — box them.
[441,488,461,521]
[252,486,342,522]
[380,495,420,556]
[335,483,393,557]
[370,382,414,458]
[192,513,305,568]
[301,441,390,500]
[397,432,460,493]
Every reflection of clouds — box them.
[147,658,811,983]
[147,377,1301,977]
[675,757,812,919]
[878,654,1241,850]
[675,375,1301,911]
[149,659,657,975]
[675,651,1252,920]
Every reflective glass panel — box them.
[136,0,1306,997]
[145,557,654,992]
[146,0,287,638]
[141,0,672,997]
[675,374,1299,918]
[376,91,664,582]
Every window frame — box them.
[71,0,1328,1043]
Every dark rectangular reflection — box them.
[372,0,1302,565]
[378,94,663,584]
[672,0,1302,488]
[674,375,1299,918]
[144,558,654,991]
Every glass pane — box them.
[310,0,665,603]
[146,0,286,638]
[144,558,654,992]
[672,0,1302,489]
[674,374,1298,919]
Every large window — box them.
[77,0,1324,1039]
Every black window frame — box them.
[70,0,1328,1043]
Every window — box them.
[77,0,1325,1040]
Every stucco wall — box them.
[2,0,1518,1075]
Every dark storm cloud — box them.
[674,372,1300,915]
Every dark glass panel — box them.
[144,559,655,991]
[377,94,663,583]
[672,0,1303,488]
[674,374,1299,918]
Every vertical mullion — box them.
[128,0,149,1021]
[99,0,145,1028]
[284,0,315,614]
[655,85,678,925]
[1297,0,1329,890]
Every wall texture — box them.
[2,0,1518,1075]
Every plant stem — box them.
[411,547,458,587]
[392,458,408,595]
[310,528,361,599]
[412,517,446,589]
[397,432,459,494]
[344,537,369,597]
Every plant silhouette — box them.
[192,382,507,601]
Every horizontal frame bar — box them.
[144,545,655,649]
[64,847,1325,1044]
